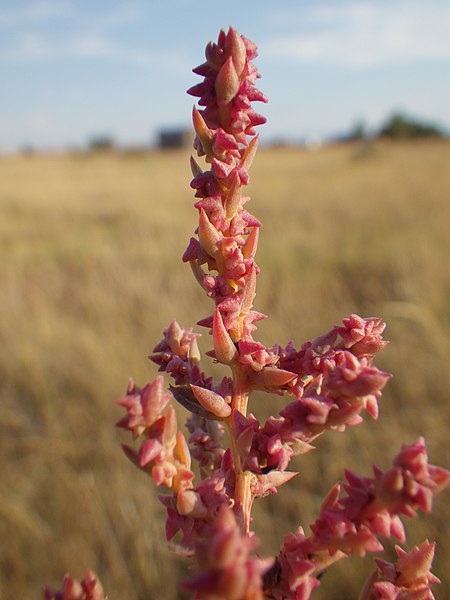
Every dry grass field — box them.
[1,140,449,599]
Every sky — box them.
[1,0,450,152]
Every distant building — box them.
[158,128,194,149]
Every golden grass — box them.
[1,140,449,599]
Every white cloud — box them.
[0,31,116,61]
[25,1,73,20]
[0,1,189,71]
[0,1,142,29]
[0,29,191,74]
[263,1,450,67]
[0,1,74,24]
[66,33,119,59]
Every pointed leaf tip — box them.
[198,208,221,258]
[190,384,232,418]
[213,308,238,364]
[215,56,240,105]
[170,384,229,421]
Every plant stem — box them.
[228,364,253,535]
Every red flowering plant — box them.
[44,27,449,600]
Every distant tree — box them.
[88,135,115,151]
[20,144,36,156]
[348,119,367,141]
[379,113,444,139]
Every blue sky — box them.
[1,0,450,151]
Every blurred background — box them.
[2,0,450,152]
[1,1,449,599]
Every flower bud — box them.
[240,134,259,172]
[190,384,232,418]
[396,541,437,586]
[205,40,222,70]
[192,106,213,154]
[213,308,238,364]
[176,489,208,519]
[188,335,201,364]
[252,366,296,390]
[167,319,183,353]
[198,208,221,258]
[162,405,177,449]
[253,471,298,497]
[190,155,203,177]
[215,56,240,106]
[174,430,191,470]
[224,174,242,220]
[240,264,257,315]
[225,27,247,76]
[242,226,259,260]
[139,438,164,467]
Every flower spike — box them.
[105,26,449,600]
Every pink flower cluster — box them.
[43,570,106,600]
[116,376,194,494]
[183,26,267,345]
[232,317,391,476]
[183,506,272,600]
[45,27,449,600]
[266,438,449,599]
[361,540,441,599]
